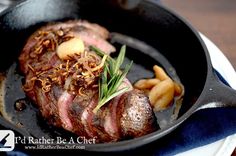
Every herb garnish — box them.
[90,45,133,113]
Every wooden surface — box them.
[162,0,236,70]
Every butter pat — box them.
[57,37,85,60]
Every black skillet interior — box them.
[0,0,209,151]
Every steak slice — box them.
[118,89,157,138]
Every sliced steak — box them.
[69,89,97,138]
[18,20,158,143]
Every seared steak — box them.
[19,20,158,142]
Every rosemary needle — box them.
[90,45,133,113]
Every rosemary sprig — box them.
[90,45,133,113]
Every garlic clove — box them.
[57,37,85,60]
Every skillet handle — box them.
[197,71,236,111]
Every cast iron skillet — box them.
[0,0,236,152]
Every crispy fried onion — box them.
[24,49,106,95]
[23,28,106,95]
